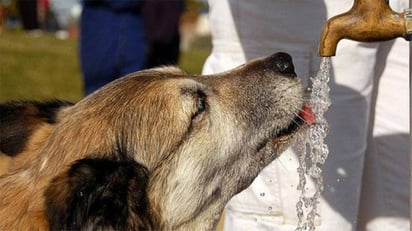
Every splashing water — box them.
[295,57,331,231]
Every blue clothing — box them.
[80,0,146,95]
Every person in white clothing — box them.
[202,1,410,230]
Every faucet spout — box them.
[319,0,411,57]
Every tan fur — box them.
[2,124,55,174]
[0,102,71,176]
[0,154,11,176]
[0,54,309,230]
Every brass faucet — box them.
[318,0,412,57]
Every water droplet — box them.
[260,192,265,197]
[337,167,347,177]
[268,206,272,211]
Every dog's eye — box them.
[192,91,207,118]
[196,96,206,113]
[182,87,208,119]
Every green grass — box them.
[0,31,82,102]
[0,30,211,103]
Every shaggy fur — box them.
[0,100,72,155]
[0,101,72,175]
[46,157,151,230]
[0,52,313,230]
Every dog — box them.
[0,52,315,230]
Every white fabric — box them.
[202,0,410,230]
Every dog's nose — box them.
[268,52,297,78]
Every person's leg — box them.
[145,32,180,69]
[117,14,146,77]
[357,37,410,231]
[215,0,377,229]
[16,0,39,31]
[316,40,379,230]
[80,8,118,95]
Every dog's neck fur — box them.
[146,170,225,230]
[145,149,276,231]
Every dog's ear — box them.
[45,157,151,230]
[0,100,72,156]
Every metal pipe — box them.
[318,0,411,57]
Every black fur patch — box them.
[0,100,72,156]
[45,157,151,230]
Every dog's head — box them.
[1,53,314,230]
[44,52,313,229]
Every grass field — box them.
[0,30,211,102]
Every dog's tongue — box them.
[299,104,316,125]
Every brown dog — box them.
[0,53,314,230]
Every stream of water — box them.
[295,57,332,231]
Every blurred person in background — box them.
[202,0,410,231]
[80,0,146,95]
[0,0,6,32]
[16,0,40,33]
[49,0,81,39]
[142,0,184,68]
